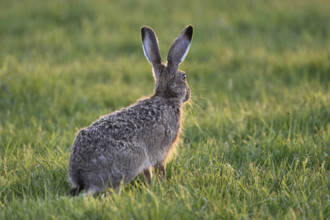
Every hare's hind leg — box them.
[83,168,124,193]
[82,185,101,196]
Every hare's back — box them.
[70,97,177,163]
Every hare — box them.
[67,25,193,196]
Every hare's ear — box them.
[167,25,193,70]
[141,26,162,66]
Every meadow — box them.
[0,0,329,219]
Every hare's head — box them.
[141,26,193,102]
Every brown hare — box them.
[68,25,193,195]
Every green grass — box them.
[0,0,329,219]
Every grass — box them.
[0,0,329,219]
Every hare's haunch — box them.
[68,25,193,196]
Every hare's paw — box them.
[143,166,153,184]
[155,163,166,178]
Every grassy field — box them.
[0,0,329,219]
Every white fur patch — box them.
[142,38,152,63]
[179,42,191,63]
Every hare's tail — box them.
[67,169,85,196]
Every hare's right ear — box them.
[167,26,193,73]
[141,26,162,66]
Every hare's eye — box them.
[182,74,186,80]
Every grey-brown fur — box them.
[68,25,193,195]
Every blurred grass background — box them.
[0,0,329,219]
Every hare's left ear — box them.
[167,25,193,71]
